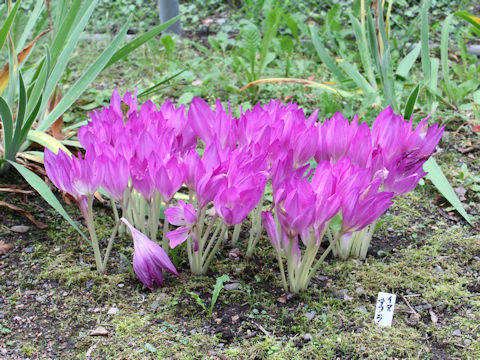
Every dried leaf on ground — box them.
[0,241,14,255]
[0,201,48,229]
[88,327,109,337]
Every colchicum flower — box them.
[122,218,178,291]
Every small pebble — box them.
[305,311,316,321]
[464,339,472,346]
[452,329,462,337]
[355,287,365,295]
[107,307,119,315]
[303,333,313,343]
[11,225,29,233]
[357,306,368,313]
[24,247,33,253]
[224,282,240,291]
[118,283,125,288]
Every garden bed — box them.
[0,128,479,359]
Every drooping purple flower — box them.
[165,200,198,250]
[121,218,178,291]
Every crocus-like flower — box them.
[274,171,316,238]
[165,200,198,250]
[154,156,185,204]
[121,218,178,291]
[341,179,394,233]
[98,146,129,202]
[262,211,280,251]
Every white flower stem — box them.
[87,195,104,274]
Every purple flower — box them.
[154,155,185,203]
[121,218,178,291]
[262,211,280,251]
[371,107,444,195]
[165,200,198,250]
[97,146,129,202]
[44,148,89,221]
[341,179,394,233]
[274,171,316,238]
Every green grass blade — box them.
[138,69,187,97]
[9,72,27,157]
[104,15,180,69]
[338,61,374,95]
[397,44,421,78]
[26,49,50,118]
[441,14,455,105]
[430,57,439,92]
[41,0,99,119]
[420,0,431,85]
[350,15,376,88]
[209,274,230,315]
[38,19,130,132]
[49,0,83,63]
[16,0,44,51]
[259,8,281,76]
[8,161,90,242]
[382,47,396,110]
[0,0,21,52]
[454,11,480,32]
[0,96,13,159]
[423,158,472,225]
[403,84,420,120]
[310,25,345,81]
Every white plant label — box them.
[374,292,396,327]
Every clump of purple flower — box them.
[44,89,443,293]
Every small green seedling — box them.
[187,274,230,316]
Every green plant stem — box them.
[87,195,103,274]
[201,221,222,265]
[111,198,119,223]
[101,219,122,271]
[305,230,344,286]
[202,224,228,274]
[231,223,241,245]
[276,251,289,292]
[161,202,170,251]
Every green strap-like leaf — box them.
[397,45,421,79]
[38,18,131,132]
[40,0,99,120]
[423,158,472,225]
[0,0,21,52]
[104,15,180,69]
[310,25,346,81]
[420,0,431,86]
[441,14,455,105]
[455,11,480,32]
[9,73,27,159]
[350,15,376,88]
[8,161,90,243]
[403,84,420,120]
[49,0,84,63]
[0,97,13,158]
[16,0,44,51]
